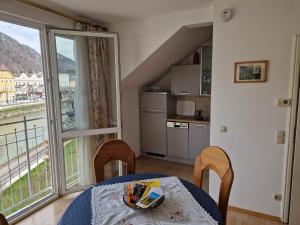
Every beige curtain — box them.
[88,36,113,141]
[75,22,112,131]
[75,22,117,185]
[73,35,94,185]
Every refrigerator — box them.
[140,92,175,156]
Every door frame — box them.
[283,34,300,223]
[48,29,122,194]
[0,12,60,223]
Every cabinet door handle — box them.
[194,124,207,128]
[143,113,164,117]
[142,109,164,113]
[179,91,191,95]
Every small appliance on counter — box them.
[176,100,195,116]
[194,110,203,121]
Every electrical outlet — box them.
[272,193,282,201]
[276,130,285,144]
[219,126,227,133]
[277,98,292,107]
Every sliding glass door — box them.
[49,30,121,192]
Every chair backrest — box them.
[194,146,234,224]
[0,213,8,225]
[94,139,136,183]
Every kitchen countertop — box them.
[167,115,210,125]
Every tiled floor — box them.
[16,156,286,225]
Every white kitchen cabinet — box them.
[170,45,212,96]
[170,65,200,96]
[188,123,210,160]
[167,124,189,159]
[200,44,212,95]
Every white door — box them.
[290,90,300,225]
[289,36,300,225]
[49,30,121,193]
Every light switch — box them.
[277,98,292,107]
[219,126,227,133]
[276,130,285,144]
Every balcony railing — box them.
[0,116,78,216]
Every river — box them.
[0,111,48,166]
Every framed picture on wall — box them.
[234,60,268,83]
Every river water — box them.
[0,111,48,166]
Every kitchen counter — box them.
[167,115,210,125]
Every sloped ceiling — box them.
[122,25,213,88]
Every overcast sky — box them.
[0,20,74,60]
[56,36,75,60]
[0,20,41,53]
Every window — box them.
[0,19,54,219]
[0,17,120,221]
[51,30,121,192]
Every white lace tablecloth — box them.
[91,176,218,225]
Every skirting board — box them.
[228,205,282,222]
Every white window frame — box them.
[0,12,60,223]
[49,29,122,194]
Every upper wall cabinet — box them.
[200,44,212,96]
[171,65,201,96]
[170,44,212,96]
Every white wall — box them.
[110,7,213,155]
[0,0,74,28]
[211,0,300,218]
[121,87,140,156]
[122,26,213,88]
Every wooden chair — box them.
[0,213,8,225]
[94,140,136,183]
[194,146,234,225]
